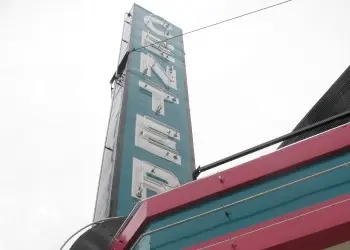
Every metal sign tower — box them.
[94,4,195,221]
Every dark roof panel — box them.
[279,65,350,148]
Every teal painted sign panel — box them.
[115,4,195,216]
[132,152,350,249]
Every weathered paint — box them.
[115,4,195,216]
[95,4,195,220]
[185,194,350,250]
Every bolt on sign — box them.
[94,4,196,220]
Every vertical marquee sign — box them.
[94,4,195,220]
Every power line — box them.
[132,0,295,53]
[110,0,294,86]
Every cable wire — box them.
[111,0,294,86]
[132,0,295,53]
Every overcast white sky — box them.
[1,0,349,249]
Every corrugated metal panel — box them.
[279,65,350,148]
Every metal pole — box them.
[193,110,350,179]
